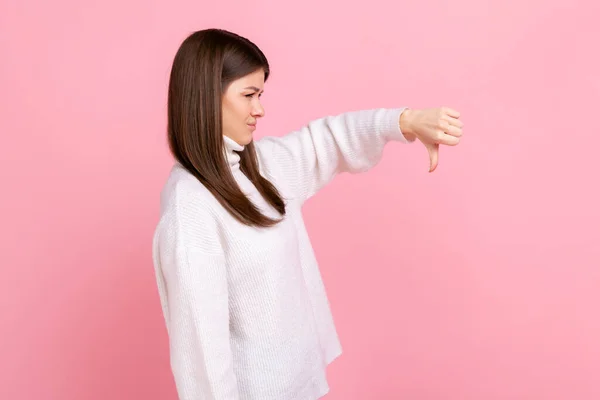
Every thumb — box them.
[425,142,439,172]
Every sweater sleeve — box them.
[255,107,413,204]
[156,187,239,400]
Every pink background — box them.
[2,0,599,399]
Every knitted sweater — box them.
[152,107,412,400]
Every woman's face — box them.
[222,69,265,146]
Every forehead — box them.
[231,69,265,89]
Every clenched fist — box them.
[399,107,463,172]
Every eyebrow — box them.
[244,86,264,93]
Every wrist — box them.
[399,108,417,142]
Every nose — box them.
[252,101,265,118]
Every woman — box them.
[152,28,463,400]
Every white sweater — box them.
[152,107,412,400]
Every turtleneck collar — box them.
[223,135,245,169]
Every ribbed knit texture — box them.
[152,107,412,400]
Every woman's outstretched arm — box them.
[255,106,462,204]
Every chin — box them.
[240,134,253,146]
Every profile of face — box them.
[221,69,266,146]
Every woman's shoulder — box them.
[253,137,291,185]
[153,165,227,261]
[252,136,301,203]
[154,163,224,249]
[158,163,221,218]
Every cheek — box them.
[221,101,232,121]
[225,98,251,124]
[238,103,251,120]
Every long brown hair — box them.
[167,28,286,227]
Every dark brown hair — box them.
[167,28,286,227]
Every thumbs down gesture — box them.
[399,107,464,172]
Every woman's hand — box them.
[399,107,464,172]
